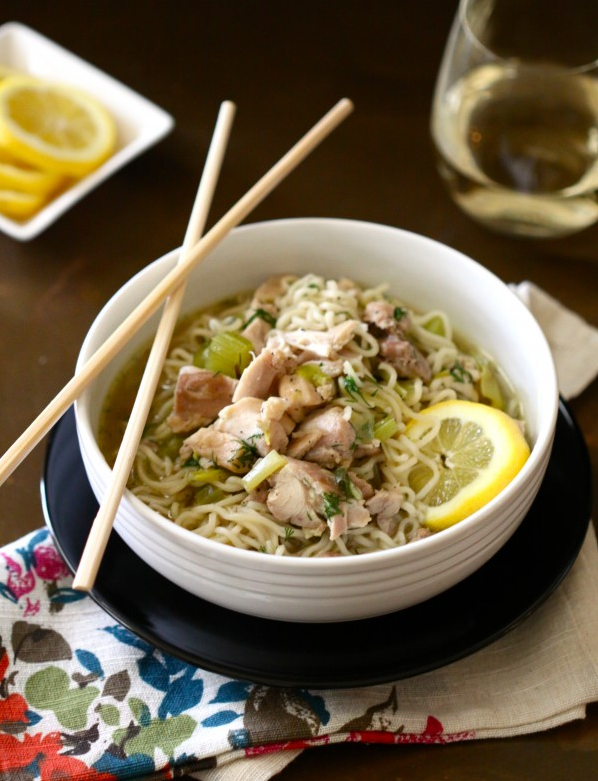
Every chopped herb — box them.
[322,491,341,519]
[343,376,360,395]
[183,456,201,468]
[307,282,320,289]
[341,375,373,407]
[394,306,408,320]
[450,362,474,384]
[355,415,374,443]
[234,437,261,467]
[334,467,362,500]
[242,308,277,329]
[284,526,295,541]
[334,467,350,496]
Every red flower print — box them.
[0,731,116,780]
[0,691,29,729]
[2,554,35,599]
[33,544,70,582]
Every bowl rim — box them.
[75,217,559,572]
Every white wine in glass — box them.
[431,0,598,238]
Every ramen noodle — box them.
[99,273,522,556]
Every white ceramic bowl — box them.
[0,22,174,241]
[75,218,558,622]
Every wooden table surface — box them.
[0,2,596,778]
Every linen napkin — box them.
[510,281,598,399]
[1,282,597,781]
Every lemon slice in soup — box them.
[405,399,530,531]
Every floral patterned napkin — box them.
[1,524,598,781]
[1,283,597,781]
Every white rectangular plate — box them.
[0,22,175,240]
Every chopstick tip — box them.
[71,577,92,593]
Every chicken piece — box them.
[409,527,433,542]
[232,336,297,402]
[281,320,362,359]
[287,405,356,468]
[260,396,295,433]
[367,488,403,535]
[166,366,238,433]
[346,501,372,527]
[180,427,249,474]
[363,300,411,336]
[328,501,371,540]
[240,275,294,352]
[352,441,382,459]
[337,277,359,292]
[266,458,336,533]
[241,303,277,353]
[267,457,374,540]
[348,471,375,499]
[216,397,293,456]
[379,334,431,382]
[278,373,327,422]
[367,488,403,520]
[252,274,294,305]
[284,428,321,459]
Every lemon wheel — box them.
[405,399,530,531]
[0,76,116,177]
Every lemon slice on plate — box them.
[0,76,116,177]
[0,156,64,195]
[0,188,46,219]
[405,399,530,531]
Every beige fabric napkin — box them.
[200,280,598,779]
[200,527,598,780]
[511,281,598,400]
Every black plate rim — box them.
[40,399,592,688]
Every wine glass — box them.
[431,0,598,238]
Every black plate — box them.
[41,402,591,689]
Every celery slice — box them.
[195,332,253,378]
[296,363,330,387]
[374,416,399,441]
[194,484,226,505]
[189,467,229,485]
[242,450,287,492]
[479,361,505,410]
[423,315,446,336]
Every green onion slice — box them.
[423,315,445,336]
[373,416,399,441]
[242,450,288,492]
[195,332,253,378]
[189,468,229,485]
[296,363,330,387]
[194,485,227,505]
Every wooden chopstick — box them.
[0,98,354,488]
[72,100,236,591]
